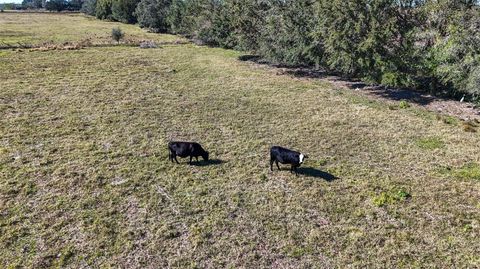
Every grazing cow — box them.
[270,146,308,175]
[168,141,209,165]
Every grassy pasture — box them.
[1,13,480,268]
[0,12,181,47]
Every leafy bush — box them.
[111,27,124,43]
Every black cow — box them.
[168,141,209,165]
[270,146,308,175]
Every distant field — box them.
[0,12,182,47]
[1,13,479,268]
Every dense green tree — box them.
[227,0,271,51]
[68,0,83,10]
[426,3,480,97]
[258,0,320,66]
[81,0,97,15]
[46,0,68,11]
[112,0,140,23]
[95,0,113,19]
[315,0,420,86]
[134,0,172,32]
[22,0,43,9]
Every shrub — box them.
[111,27,124,43]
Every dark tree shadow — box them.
[296,167,338,181]
[190,159,225,167]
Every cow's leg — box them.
[270,158,274,171]
[189,156,193,165]
[195,156,199,162]
[276,161,281,170]
[174,155,180,164]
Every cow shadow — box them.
[190,159,225,167]
[296,167,338,181]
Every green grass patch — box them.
[416,137,445,150]
[372,188,411,207]
[440,163,480,181]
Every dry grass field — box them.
[1,12,479,268]
[0,12,181,47]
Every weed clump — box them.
[399,100,410,109]
[462,120,478,132]
[372,189,411,207]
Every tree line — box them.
[81,0,479,100]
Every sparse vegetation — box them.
[1,12,480,268]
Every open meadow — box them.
[1,12,479,268]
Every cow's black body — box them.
[270,146,307,175]
[168,141,209,165]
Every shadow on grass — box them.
[237,54,455,107]
[190,159,225,167]
[297,167,338,181]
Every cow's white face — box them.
[299,154,305,164]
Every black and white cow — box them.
[168,141,209,165]
[270,146,308,175]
